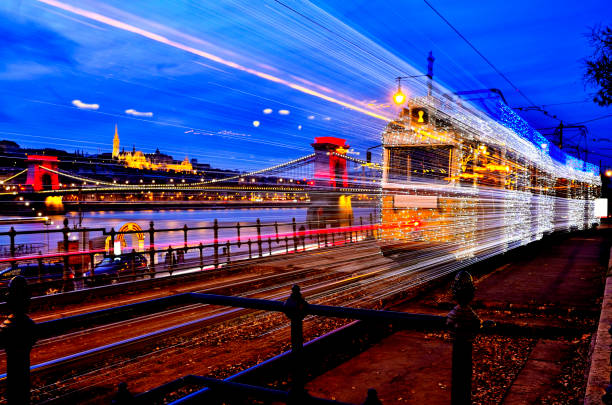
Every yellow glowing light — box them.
[606,170,612,177]
[393,91,406,105]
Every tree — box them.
[585,26,612,107]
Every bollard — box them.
[362,388,382,405]
[446,271,480,405]
[0,276,36,404]
[284,285,308,404]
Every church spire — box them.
[112,124,120,159]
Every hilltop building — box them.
[112,125,194,173]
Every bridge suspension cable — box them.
[203,153,315,185]
[34,153,318,190]
[330,152,382,170]
[0,169,28,184]
[38,166,118,187]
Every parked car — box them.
[0,262,74,296]
[87,253,149,285]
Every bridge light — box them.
[606,170,612,177]
[140,179,143,183]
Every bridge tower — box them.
[26,155,59,191]
[311,137,349,188]
[307,137,353,229]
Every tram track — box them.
[3,240,445,403]
[1,238,471,403]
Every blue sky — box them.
[0,0,609,171]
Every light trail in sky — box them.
[36,0,393,123]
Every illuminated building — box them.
[112,126,194,173]
[112,124,120,159]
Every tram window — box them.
[387,148,409,182]
[387,146,450,183]
[554,178,569,198]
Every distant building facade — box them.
[112,125,194,173]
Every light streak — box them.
[36,0,393,122]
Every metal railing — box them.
[0,271,481,404]
[0,213,379,296]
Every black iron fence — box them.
[0,271,482,405]
[0,213,379,297]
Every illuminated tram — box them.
[380,95,601,260]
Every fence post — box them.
[130,249,136,280]
[292,218,298,252]
[225,241,231,264]
[369,213,374,238]
[360,217,364,240]
[62,218,71,292]
[284,285,308,404]
[183,224,188,249]
[167,246,174,275]
[274,221,279,244]
[236,222,241,248]
[0,276,36,405]
[363,388,383,405]
[109,228,116,259]
[9,227,16,270]
[446,271,480,405]
[89,252,95,278]
[213,219,219,269]
[199,243,204,270]
[256,218,263,258]
[148,221,156,277]
[248,239,252,259]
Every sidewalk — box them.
[306,230,609,404]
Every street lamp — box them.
[605,169,612,177]
[392,75,429,105]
